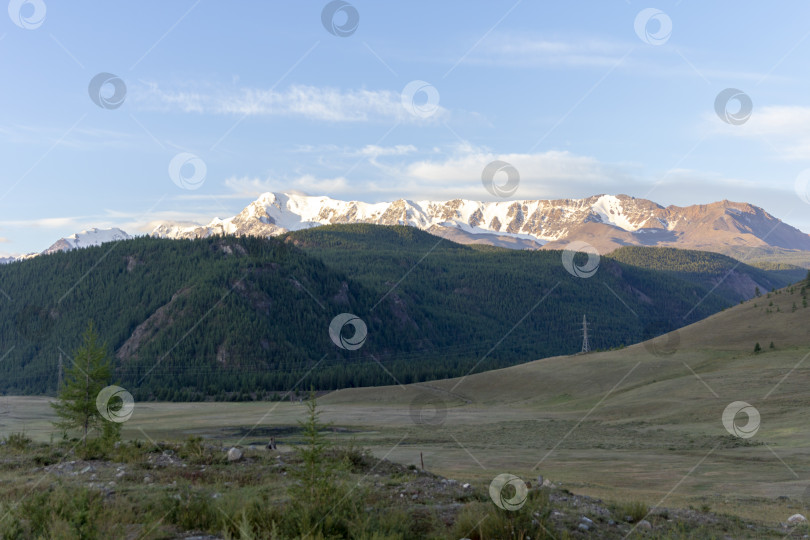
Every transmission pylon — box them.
[581,314,590,353]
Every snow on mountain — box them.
[43,228,131,255]
[6,195,810,264]
[150,191,810,256]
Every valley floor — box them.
[3,288,810,537]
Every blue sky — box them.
[3,1,810,255]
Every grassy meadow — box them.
[1,285,809,537]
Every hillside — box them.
[0,226,798,400]
[608,246,804,302]
[324,280,810,408]
[313,282,810,527]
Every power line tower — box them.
[581,314,590,353]
[57,353,63,392]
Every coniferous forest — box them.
[0,225,796,401]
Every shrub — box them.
[615,500,649,523]
[452,491,554,540]
[3,432,31,450]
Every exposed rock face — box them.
[150,192,810,257]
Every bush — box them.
[614,499,649,523]
[162,485,219,533]
[453,489,553,540]
[3,432,31,451]
[178,436,220,465]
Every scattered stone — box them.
[637,519,652,530]
[580,516,594,526]
[79,466,92,474]
[462,483,471,489]
[227,447,243,462]
[577,523,589,532]
[788,514,807,524]
[143,475,152,484]
[537,475,544,486]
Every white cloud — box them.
[133,83,449,124]
[0,124,135,149]
[224,174,350,198]
[710,105,810,160]
[460,33,780,83]
[0,217,84,229]
[358,144,417,157]
[220,146,644,202]
[472,35,631,68]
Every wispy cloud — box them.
[224,174,350,198]
[709,104,810,160]
[470,34,631,68]
[133,82,449,124]
[358,144,417,157]
[221,144,643,202]
[0,124,136,149]
[460,32,780,83]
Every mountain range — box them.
[153,192,810,261]
[8,193,810,266]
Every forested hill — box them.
[0,226,795,400]
[607,246,802,300]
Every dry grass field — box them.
[2,284,809,534]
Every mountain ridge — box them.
[151,192,810,260]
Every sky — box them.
[3,1,810,255]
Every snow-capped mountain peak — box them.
[43,227,131,255]
[149,191,810,256]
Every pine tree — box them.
[754,342,762,353]
[288,391,352,536]
[50,322,115,447]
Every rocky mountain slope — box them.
[152,192,810,259]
